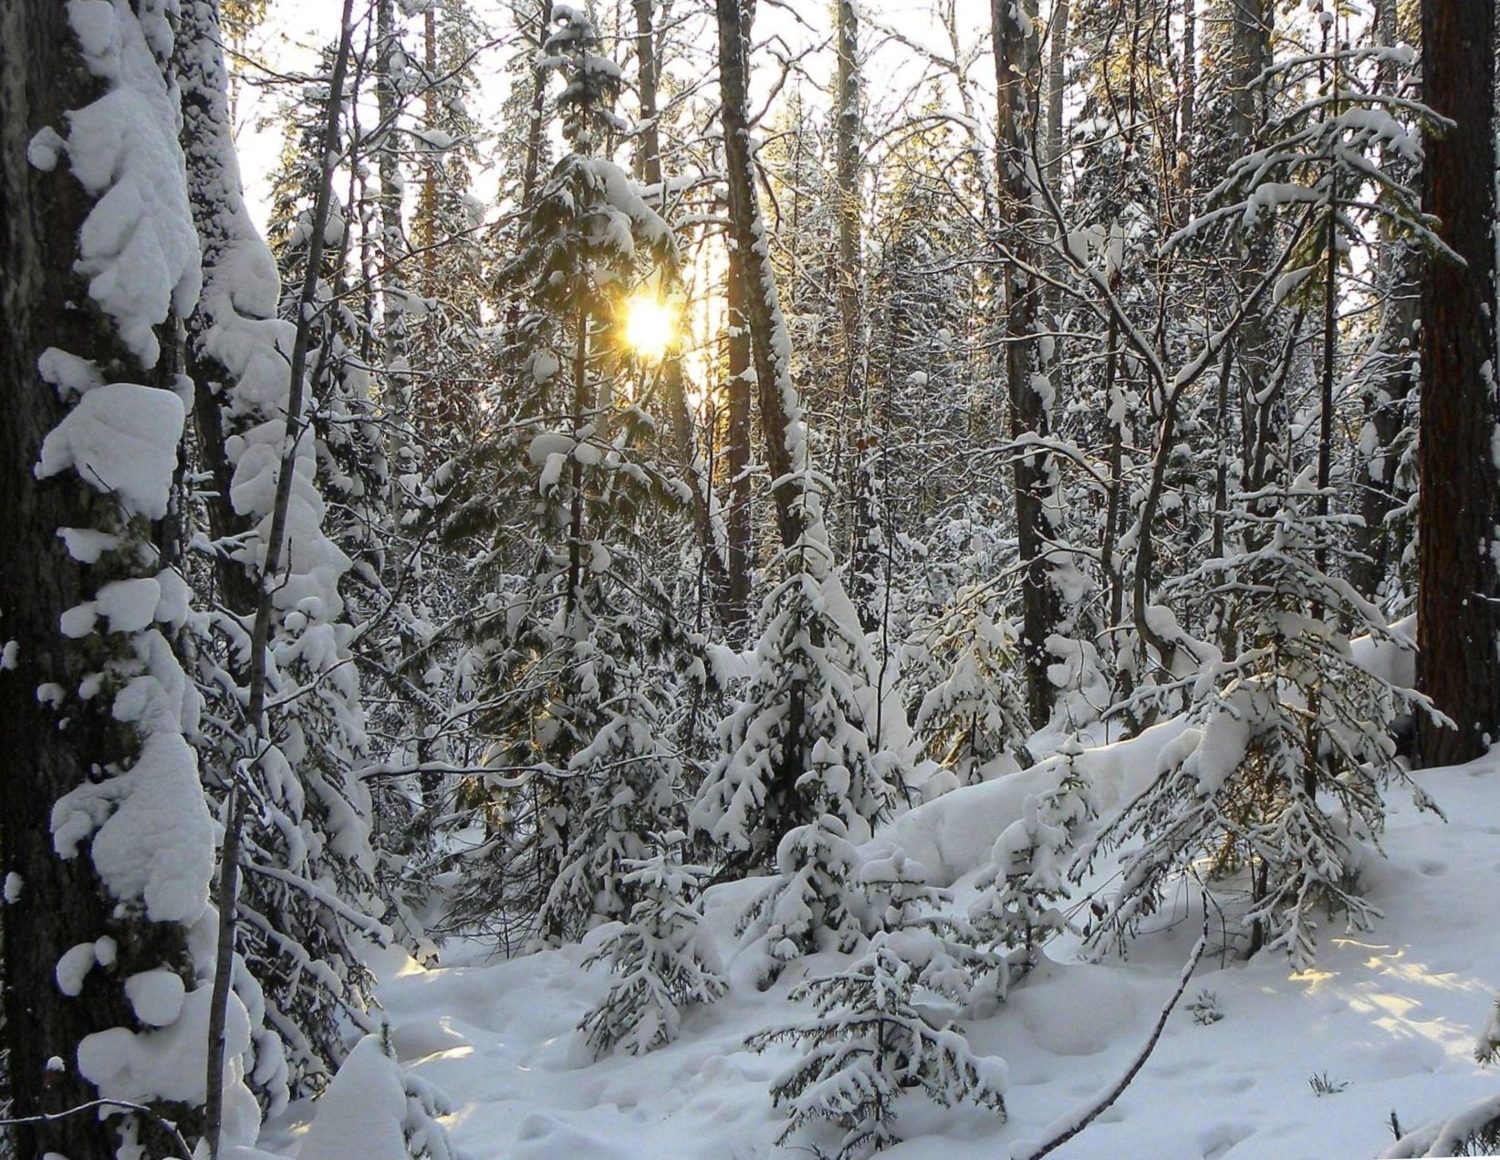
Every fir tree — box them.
[910,585,1032,782]
[693,542,899,875]
[747,930,1007,1158]
[439,5,688,947]
[1080,479,1436,968]
[576,836,727,1057]
[969,736,1094,989]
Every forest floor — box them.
[270,733,1500,1160]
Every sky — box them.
[231,0,1006,233]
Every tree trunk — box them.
[1228,0,1278,526]
[632,0,694,464]
[1,1,203,1154]
[1045,0,1069,181]
[1415,0,1500,767]
[716,0,817,555]
[376,0,413,484]
[992,0,1060,729]
[723,248,755,634]
[1349,0,1418,604]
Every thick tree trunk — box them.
[1,2,199,1155]
[1415,0,1500,767]
[182,2,263,626]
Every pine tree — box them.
[1415,0,1500,766]
[1,0,231,1153]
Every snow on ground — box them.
[286,744,1500,1160]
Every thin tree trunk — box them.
[376,0,412,484]
[992,0,1060,729]
[632,0,693,464]
[1349,0,1418,603]
[723,249,755,634]
[1045,0,1069,180]
[716,0,817,554]
[203,4,357,1152]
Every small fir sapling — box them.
[746,936,1007,1159]
[910,587,1032,782]
[296,1031,454,1160]
[576,836,727,1057]
[968,736,1094,991]
[1187,989,1225,1025]
[691,549,900,879]
[1477,992,1500,1064]
[737,813,867,988]
[534,684,684,945]
[858,848,996,1010]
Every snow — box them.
[56,941,102,997]
[63,0,202,367]
[37,348,104,398]
[94,576,164,634]
[3,872,21,903]
[79,981,255,1132]
[52,729,215,923]
[875,719,1186,884]
[57,526,122,564]
[347,745,1500,1160]
[296,1036,412,1160]
[124,968,187,1026]
[27,126,65,172]
[35,382,185,520]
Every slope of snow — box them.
[343,750,1500,1160]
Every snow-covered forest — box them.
[3,0,1500,1155]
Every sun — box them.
[622,293,677,362]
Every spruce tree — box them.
[576,836,727,1057]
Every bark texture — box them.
[992,0,1060,729]
[1415,0,1500,766]
[1,2,198,1154]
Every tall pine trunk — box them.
[1415,0,1500,766]
[1,1,209,1153]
